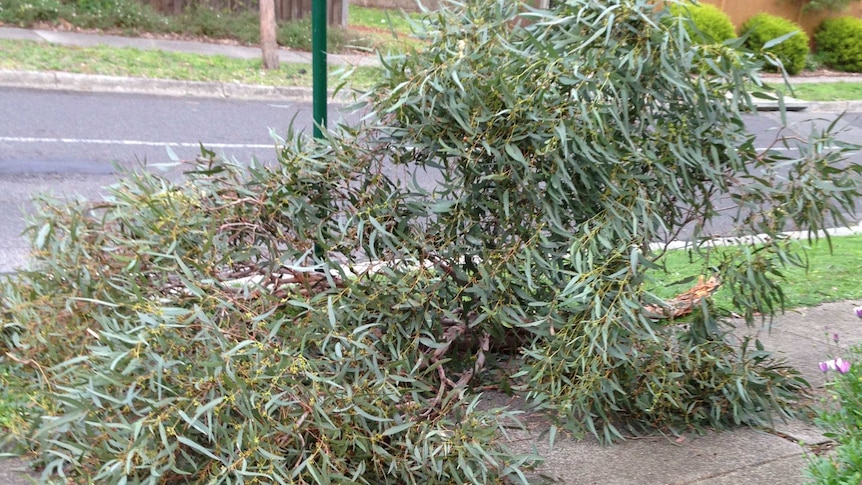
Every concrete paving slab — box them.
[771,419,831,446]
[0,458,37,485]
[769,302,862,351]
[504,427,805,484]
[688,454,808,485]
[476,394,814,484]
[0,26,43,42]
[729,321,834,389]
[0,248,29,273]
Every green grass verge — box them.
[650,235,862,310]
[345,6,426,54]
[788,82,862,102]
[349,5,423,36]
[0,38,383,90]
[762,81,862,101]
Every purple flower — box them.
[819,358,852,374]
[855,306,862,319]
[834,333,840,344]
[836,358,852,374]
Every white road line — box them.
[0,136,274,149]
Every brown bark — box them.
[260,0,280,70]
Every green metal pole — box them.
[312,0,327,139]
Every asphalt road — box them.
[1,88,861,272]
[0,87,353,168]
[0,88,364,271]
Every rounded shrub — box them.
[815,16,862,72]
[666,1,736,44]
[741,13,810,75]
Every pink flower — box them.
[819,358,852,374]
[855,306,862,319]
[836,358,852,374]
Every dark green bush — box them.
[741,12,810,75]
[174,7,259,43]
[67,0,168,31]
[0,0,167,32]
[666,1,736,44]
[815,16,862,72]
[0,0,65,25]
[803,0,861,12]
[2,0,862,483]
[277,18,358,52]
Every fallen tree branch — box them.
[643,275,721,319]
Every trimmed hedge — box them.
[815,16,862,72]
[666,1,736,44]
[741,13,810,75]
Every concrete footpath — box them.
[1,25,862,484]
